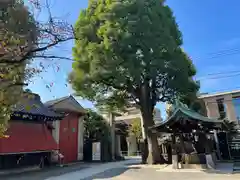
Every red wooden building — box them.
[45,95,86,163]
[0,93,62,169]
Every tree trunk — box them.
[141,110,163,164]
[146,130,163,164]
[139,83,164,164]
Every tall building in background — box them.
[199,90,240,123]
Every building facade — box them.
[102,107,163,156]
[45,95,85,163]
[199,90,240,123]
[0,92,62,169]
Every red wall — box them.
[0,121,58,154]
[59,113,79,163]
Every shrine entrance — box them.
[150,105,226,169]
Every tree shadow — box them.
[83,166,141,180]
[1,163,89,180]
[201,169,233,175]
[201,163,234,175]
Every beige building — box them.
[102,107,162,156]
[199,90,240,123]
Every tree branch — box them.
[0,36,74,64]
[34,55,74,61]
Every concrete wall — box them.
[201,92,240,122]
[127,135,138,156]
[203,97,220,118]
[224,94,236,121]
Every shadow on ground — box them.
[1,163,90,180]
[201,170,233,175]
[202,163,234,175]
[82,167,141,180]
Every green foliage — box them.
[179,82,206,115]
[166,81,206,117]
[0,0,38,135]
[128,118,142,140]
[70,0,198,110]
[84,109,110,141]
[70,0,199,163]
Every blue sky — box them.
[28,0,240,119]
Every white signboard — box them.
[92,142,101,161]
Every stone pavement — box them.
[46,157,141,180]
[2,157,141,180]
[155,162,233,174]
[45,158,240,180]
[2,162,88,180]
[4,157,240,180]
[83,165,240,180]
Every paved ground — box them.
[83,167,240,180]
[1,163,90,180]
[1,159,140,180]
[3,158,240,180]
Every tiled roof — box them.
[150,105,222,131]
[45,95,86,114]
[12,92,62,118]
[44,96,69,107]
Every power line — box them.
[198,70,240,77]
[207,47,240,56]
[205,48,240,59]
[198,73,240,81]
[200,85,240,93]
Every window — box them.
[233,97,240,121]
[217,98,226,119]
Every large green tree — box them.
[70,0,199,164]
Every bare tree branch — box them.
[33,55,74,61]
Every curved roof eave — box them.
[150,106,222,130]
